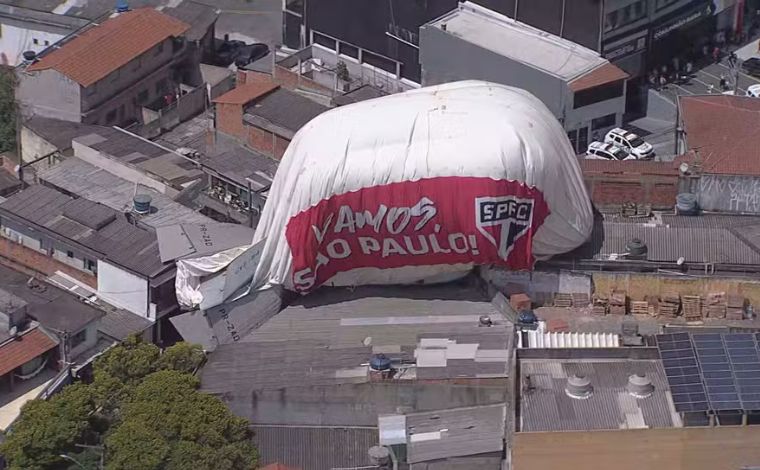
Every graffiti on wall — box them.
[699,175,760,214]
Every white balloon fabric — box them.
[252,80,593,293]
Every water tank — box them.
[133,194,152,214]
[517,310,538,325]
[115,0,129,12]
[368,446,391,467]
[676,193,699,215]
[22,51,36,62]
[625,238,647,260]
[565,374,593,399]
[627,373,654,398]
[479,315,493,327]
[369,354,392,371]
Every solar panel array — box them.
[656,332,760,413]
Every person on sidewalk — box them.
[713,46,721,63]
[685,61,693,75]
[720,74,728,91]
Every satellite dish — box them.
[679,162,690,174]
[677,257,685,266]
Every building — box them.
[420,3,629,153]
[0,4,89,67]
[676,94,760,214]
[0,185,177,324]
[198,277,512,469]
[579,159,680,210]
[16,8,197,127]
[19,116,103,165]
[213,79,329,159]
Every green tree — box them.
[155,342,205,374]
[0,68,16,154]
[0,384,96,470]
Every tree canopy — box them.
[0,68,16,154]
[0,338,256,470]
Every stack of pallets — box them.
[681,295,702,321]
[592,294,609,316]
[658,292,681,318]
[553,293,573,307]
[704,292,727,319]
[645,296,659,317]
[727,295,747,320]
[630,300,649,315]
[572,293,590,307]
[609,290,627,315]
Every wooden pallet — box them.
[609,290,627,315]
[704,292,727,319]
[553,293,573,308]
[592,294,609,316]
[681,295,702,320]
[572,293,590,308]
[727,295,746,320]
[630,300,649,315]
[658,292,681,318]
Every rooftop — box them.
[252,425,379,470]
[97,305,153,340]
[0,266,103,336]
[73,127,204,188]
[201,146,276,191]
[518,358,677,432]
[156,222,254,263]
[243,87,331,137]
[426,2,626,84]
[162,0,218,42]
[677,94,760,176]
[0,4,89,34]
[23,116,105,152]
[0,167,21,197]
[212,81,278,105]
[0,185,168,277]
[0,326,58,377]
[26,8,189,87]
[199,278,512,426]
[39,157,210,229]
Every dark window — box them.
[66,250,74,258]
[578,127,589,152]
[44,40,49,46]
[592,113,617,130]
[361,50,396,74]
[567,130,578,153]
[70,329,87,349]
[33,38,39,45]
[605,0,648,32]
[574,81,625,108]
[85,258,96,272]
[105,109,117,124]
[285,0,303,15]
[313,31,336,50]
[172,38,183,52]
[339,42,359,59]
[655,0,679,10]
[283,11,303,49]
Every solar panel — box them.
[693,334,742,411]
[656,334,709,412]
[725,333,760,411]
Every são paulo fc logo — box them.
[475,196,534,261]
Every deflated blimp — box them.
[252,80,593,293]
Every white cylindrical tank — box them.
[253,80,593,293]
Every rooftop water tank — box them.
[565,374,593,399]
[133,194,152,214]
[369,354,392,371]
[626,238,647,260]
[115,0,129,12]
[676,193,699,216]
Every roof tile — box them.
[569,62,628,92]
[27,8,189,87]
[0,327,58,376]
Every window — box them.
[313,31,337,51]
[285,0,303,15]
[655,0,678,10]
[574,81,625,108]
[33,38,39,45]
[604,0,648,32]
[44,40,49,46]
[339,42,359,60]
[85,258,96,272]
[592,114,617,130]
[70,329,87,349]
[361,50,396,74]
[66,250,74,258]
[578,127,589,152]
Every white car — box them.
[747,84,760,98]
[604,127,654,159]
[585,141,635,161]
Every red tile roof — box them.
[677,95,760,176]
[0,327,58,377]
[27,8,189,87]
[569,63,629,92]
[212,81,279,105]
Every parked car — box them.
[234,43,270,68]
[742,57,760,78]
[747,84,760,98]
[214,39,245,66]
[585,141,635,161]
[604,127,654,159]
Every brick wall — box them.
[215,102,245,140]
[580,160,679,209]
[238,68,332,96]
[0,237,97,288]
[246,125,289,160]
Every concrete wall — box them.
[0,22,66,67]
[19,126,57,165]
[96,260,151,319]
[697,174,760,214]
[419,25,566,117]
[482,267,592,305]
[72,140,171,195]
[68,321,98,359]
[16,69,81,122]
[592,271,760,308]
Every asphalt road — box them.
[656,59,760,104]
[193,0,283,46]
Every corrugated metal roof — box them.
[98,307,153,340]
[244,87,330,134]
[252,425,378,470]
[38,157,210,228]
[519,359,678,432]
[163,1,218,42]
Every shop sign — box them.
[605,36,647,61]
[653,3,714,41]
